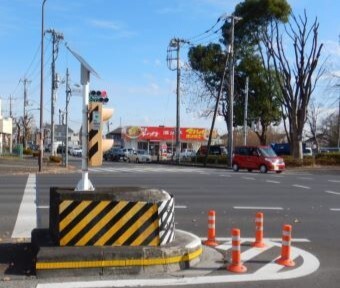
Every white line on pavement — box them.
[233,206,283,210]
[325,190,340,196]
[328,180,340,183]
[11,173,36,239]
[292,184,311,189]
[175,205,187,209]
[202,237,310,243]
[330,208,340,211]
[242,177,256,180]
[266,180,281,184]
[37,205,49,209]
[36,240,318,288]
[297,177,314,180]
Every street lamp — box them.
[39,0,47,172]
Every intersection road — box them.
[0,163,339,287]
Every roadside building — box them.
[107,125,220,157]
[0,99,13,154]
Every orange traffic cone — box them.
[252,212,266,248]
[203,210,218,246]
[276,224,296,267]
[227,228,247,273]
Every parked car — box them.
[103,147,124,161]
[127,149,152,163]
[232,145,285,173]
[197,145,227,156]
[180,149,196,160]
[71,147,82,157]
[122,148,134,161]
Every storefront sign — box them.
[122,126,218,141]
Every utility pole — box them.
[167,38,188,164]
[65,68,71,167]
[46,29,64,155]
[243,76,249,145]
[20,78,31,148]
[338,34,340,151]
[227,16,242,168]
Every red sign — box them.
[122,126,218,141]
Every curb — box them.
[32,229,203,278]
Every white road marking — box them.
[36,239,319,288]
[292,184,310,189]
[175,205,187,209]
[297,177,314,180]
[328,179,340,183]
[11,173,36,239]
[37,205,49,209]
[266,180,280,184]
[241,241,274,261]
[254,248,299,275]
[233,206,283,210]
[325,190,340,196]
[242,177,256,180]
[330,208,340,211]
[202,237,310,243]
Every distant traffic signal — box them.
[89,90,109,103]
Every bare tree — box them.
[263,11,324,159]
[307,99,322,152]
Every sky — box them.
[0,0,339,135]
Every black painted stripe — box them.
[87,202,137,245]
[105,203,152,246]
[60,201,82,223]
[88,142,98,159]
[140,226,159,246]
[88,129,98,142]
[60,201,98,242]
[65,201,118,246]
[123,209,159,245]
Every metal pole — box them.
[243,76,249,145]
[227,17,235,168]
[338,86,340,150]
[176,40,181,164]
[39,0,47,172]
[65,68,70,167]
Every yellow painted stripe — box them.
[131,218,159,246]
[94,202,146,246]
[36,247,203,270]
[60,201,111,246]
[76,201,129,246]
[115,204,158,245]
[59,201,92,232]
[59,200,73,214]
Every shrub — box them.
[23,148,33,155]
[315,153,340,165]
[49,155,62,163]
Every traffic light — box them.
[88,92,113,166]
[89,90,109,103]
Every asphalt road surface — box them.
[0,161,339,288]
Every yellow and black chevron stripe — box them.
[59,200,160,246]
[88,103,102,166]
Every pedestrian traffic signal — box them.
[89,90,109,103]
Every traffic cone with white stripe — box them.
[203,210,218,246]
[227,228,247,273]
[252,212,266,248]
[276,224,296,267]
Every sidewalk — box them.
[0,156,77,175]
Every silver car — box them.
[127,149,152,163]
